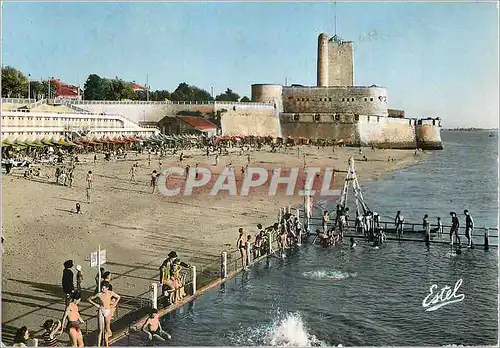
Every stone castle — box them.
[250,33,443,149]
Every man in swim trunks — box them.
[236,228,248,270]
[449,212,461,247]
[464,209,474,248]
[60,291,85,347]
[88,282,121,347]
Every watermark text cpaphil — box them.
[156,165,342,197]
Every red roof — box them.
[179,116,217,131]
[130,83,147,92]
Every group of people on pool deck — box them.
[159,251,190,306]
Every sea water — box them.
[117,131,498,346]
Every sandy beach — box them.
[1,145,426,344]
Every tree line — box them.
[1,66,251,102]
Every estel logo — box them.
[156,165,342,198]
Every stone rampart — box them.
[282,86,388,116]
[416,119,443,150]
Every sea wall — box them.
[416,119,443,150]
[358,115,417,149]
[280,113,442,149]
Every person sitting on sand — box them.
[141,309,172,342]
[12,326,30,347]
[88,282,120,347]
[40,319,62,347]
[60,291,85,347]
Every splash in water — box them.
[225,312,329,346]
[263,312,327,347]
[302,270,357,280]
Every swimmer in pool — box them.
[141,309,171,341]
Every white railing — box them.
[1,98,37,104]
[2,109,123,117]
[69,99,273,107]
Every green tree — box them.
[1,66,28,98]
[150,90,171,101]
[170,82,213,102]
[215,88,240,102]
[240,96,250,102]
[41,80,58,99]
[102,78,137,101]
[84,74,105,100]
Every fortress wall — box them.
[416,120,443,150]
[282,86,388,116]
[279,113,358,143]
[220,107,280,137]
[358,115,417,149]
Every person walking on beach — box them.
[464,210,474,248]
[450,212,461,247]
[88,282,121,347]
[215,154,219,166]
[60,291,85,347]
[93,154,97,164]
[395,211,404,239]
[236,228,248,270]
[129,164,136,182]
[142,309,172,342]
[86,171,93,189]
[68,169,74,188]
[62,260,75,307]
[150,170,157,194]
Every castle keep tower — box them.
[316,33,354,87]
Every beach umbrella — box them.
[42,137,53,146]
[2,138,14,147]
[33,139,46,147]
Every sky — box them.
[1,1,499,128]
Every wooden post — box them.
[150,282,158,309]
[221,252,227,279]
[191,266,197,295]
